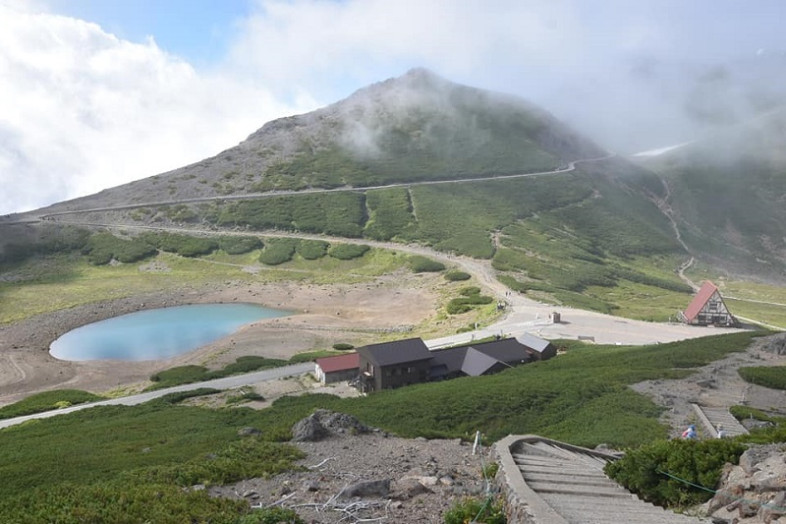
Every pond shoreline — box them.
[0,273,441,405]
[49,302,289,361]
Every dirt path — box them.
[631,333,786,438]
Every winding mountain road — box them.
[9,155,612,221]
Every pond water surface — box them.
[50,303,288,361]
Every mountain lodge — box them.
[313,334,556,392]
[679,281,738,327]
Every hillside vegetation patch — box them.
[738,366,786,390]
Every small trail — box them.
[649,177,699,291]
[677,256,699,292]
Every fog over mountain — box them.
[2,1,785,215]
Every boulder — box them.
[338,479,391,499]
[291,415,329,442]
[291,410,368,441]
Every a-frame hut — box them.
[679,281,737,327]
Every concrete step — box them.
[540,493,704,523]
[692,404,749,437]
[516,462,604,476]
[524,470,622,489]
[527,480,634,498]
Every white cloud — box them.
[0,3,312,215]
[2,0,784,214]
[229,0,582,96]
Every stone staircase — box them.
[495,435,707,523]
[691,404,749,438]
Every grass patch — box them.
[445,270,471,281]
[738,366,786,390]
[0,390,105,420]
[408,255,445,273]
[146,357,290,391]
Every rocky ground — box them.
[210,410,493,524]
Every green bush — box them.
[332,343,355,351]
[328,243,370,260]
[445,271,471,282]
[409,255,446,273]
[446,288,494,314]
[364,187,415,240]
[84,232,157,265]
[214,193,365,237]
[0,389,104,420]
[165,204,197,222]
[296,239,330,260]
[218,236,263,255]
[444,496,506,524]
[239,507,305,524]
[738,366,786,390]
[0,225,90,266]
[209,356,289,377]
[0,481,249,524]
[604,438,745,508]
[147,357,290,391]
[145,388,221,407]
[259,238,299,265]
[148,365,208,390]
[142,232,218,257]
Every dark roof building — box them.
[356,334,554,393]
[515,333,557,360]
[679,281,737,327]
[357,338,432,393]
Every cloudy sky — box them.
[2,0,784,215]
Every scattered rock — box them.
[391,478,432,500]
[338,479,390,499]
[238,427,262,436]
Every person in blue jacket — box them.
[681,424,697,439]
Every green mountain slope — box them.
[8,69,702,317]
[645,107,786,280]
[38,68,605,211]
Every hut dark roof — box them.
[357,337,432,367]
[461,347,506,376]
[516,333,552,354]
[467,338,532,364]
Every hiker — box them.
[716,424,727,439]
[681,424,697,439]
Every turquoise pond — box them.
[49,304,288,361]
